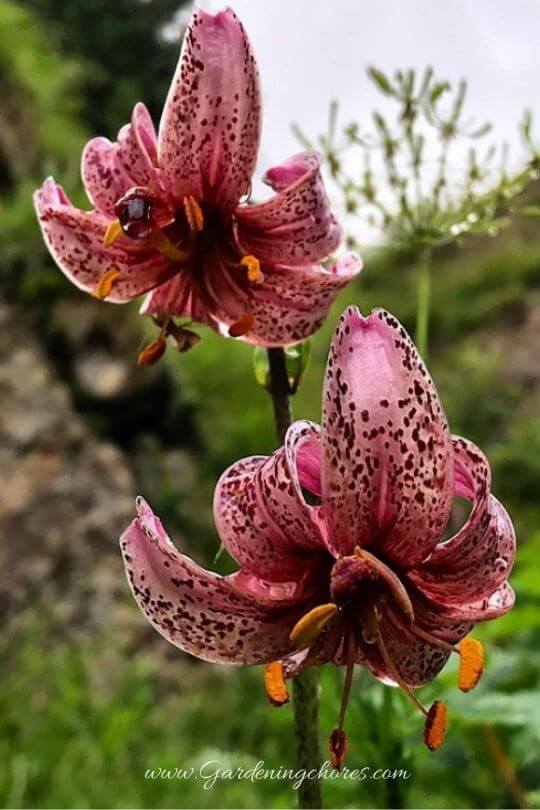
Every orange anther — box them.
[93,267,121,300]
[329,728,349,771]
[240,254,264,284]
[103,218,123,247]
[458,637,485,692]
[228,313,255,338]
[263,661,289,707]
[423,700,448,751]
[183,195,204,232]
[137,336,167,367]
[290,603,339,650]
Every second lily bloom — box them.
[119,306,515,758]
[34,8,360,349]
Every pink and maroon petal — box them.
[82,137,131,217]
[210,254,361,348]
[158,8,261,210]
[213,422,328,583]
[34,178,175,300]
[360,595,471,688]
[415,582,515,624]
[321,307,454,566]
[235,151,342,266]
[120,498,299,664]
[82,104,164,217]
[409,436,515,606]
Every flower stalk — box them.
[415,247,432,358]
[266,346,323,810]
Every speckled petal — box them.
[409,438,515,606]
[120,498,300,665]
[431,582,515,622]
[158,8,261,210]
[360,594,471,688]
[208,254,361,348]
[139,271,216,327]
[321,307,454,566]
[82,103,162,217]
[213,422,327,582]
[235,151,342,266]
[34,178,174,300]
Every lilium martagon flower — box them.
[34,7,361,364]
[119,306,515,766]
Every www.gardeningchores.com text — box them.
[144,761,412,791]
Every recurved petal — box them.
[321,307,454,566]
[235,151,342,266]
[360,595,471,688]
[34,178,174,301]
[211,254,362,347]
[213,421,327,582]
[116,103,161,190]
[409,436,515,606]
[158,8,261,210]
[82,137,131,217]
[82,104,163,217]
[120,498,300,664]
[417,582,515,624]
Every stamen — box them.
[423,700,448,751]
[458,638,485,692]
[228,313,255,338]
[93,268,121,300]
[137,335,167,367]
[240,255,264,284]
[103,219,123,247]
[375,615,449,751]
[183,195,204,232]
[290,603,339,650]
[355,547,414,624]
[263,661,289,707]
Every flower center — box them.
[98,188,263,341]
[283,545,486,765]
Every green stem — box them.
[415,247,432,358]
[266,347,323,810]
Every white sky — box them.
[195,0,539,232]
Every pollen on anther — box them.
[183,195,204,232]
[240,254,264,284]
[264,662,289,707]
[423,700,447,751]
[329,728,348,770]
[103,219,123,247]
[93,267,121,300]
[458,638,485,692]
[229,313,255,338]
[138,336,167,367]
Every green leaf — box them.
[429,81,450,105]
[366,66,395,96]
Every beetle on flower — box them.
[34,7,360,360]
[119,307,515,763]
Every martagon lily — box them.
[119,307,515,762]
[33,8,360,358]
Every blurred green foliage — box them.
[1,1,539,808]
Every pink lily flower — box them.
[34,8,360,353]
[119,307,515,758]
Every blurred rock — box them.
[0,302,136,632]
